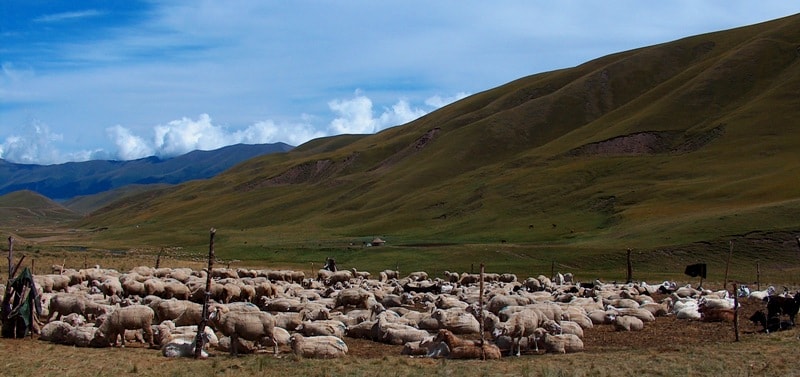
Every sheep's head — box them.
[491,325,507,339]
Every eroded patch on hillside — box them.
[236,152,359,190]
[567,125,725,157]
[370,128,441,171]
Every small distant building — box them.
[370,237,386,247]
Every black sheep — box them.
[763,292,800,325]
[749,310,794,333]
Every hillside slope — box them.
[79,14,800,250]
[0,190,82,227]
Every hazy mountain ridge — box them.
[0,143,293,200]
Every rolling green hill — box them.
[0,190,82,227]
[72,14,800,279]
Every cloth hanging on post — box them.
[684,263,707,279]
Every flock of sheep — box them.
[22,264,774,359]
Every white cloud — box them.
[327,93,436,135]
[33,10,105,23]
[107,125,155,160]
[0,91,477,164]
[107,113,330,160]
[328,95,376,134]
[425,92,470,108]
[0,120,100,165]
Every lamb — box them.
[698,296,735,310]
[640,301,671,317]
[162,280,191,300]
[121,278,147,297]
[607,313,644,331]
[373,313,430,345]
[699,308,735,322]
[69,325,105,347]
[379,270,399,282]
[433,329,501,360]
[443,271,460,283]
[605,306,655,322]
[431,308,481,334]
[334,288,373,309]
[295,320,347,339]
[487,294,529,315]
[748,286,776,301]
[39,320,73,344]
[94,278,123,299]
[151,299,202,325]
[326,270,353,285]
[94,305,155,348]
[208,305,278,355]
[289,334,348,358]
[402,336,450,358]
[532,328,583,354]
[542,319,584,338]
[458,273,480,286]
[162,333,210,358]
[492,308,542,356]
[345,320,376,340]
[47,293,109,321]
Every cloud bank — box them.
[0,91,467,164]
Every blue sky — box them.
[1,1,798,164]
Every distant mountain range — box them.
[0,143,293,201]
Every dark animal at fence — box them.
[749,310,794,333]
[764,292,800,325]
[323,258,337,272]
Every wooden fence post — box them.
[733,283,740,342]
[626,248,633,284]
[195,228,216,359]
[756,261,761,291]
[7,236,14,280]
[479,263,485,360]
[724,240,733,291]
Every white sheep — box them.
[431,308,481,334]
[607,313,644,331]
[532,328,583,354]
[295,320,347,338]
[543,319,584,338]
[94,304,155,347]
[162,333,210,358]
[209,305,278,355]
[289,334,348,358]
[493,308,541,356]
[47,293,108,321]
[39,321,72,344]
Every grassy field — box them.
[0,318,798,377]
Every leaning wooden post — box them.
[7,236,14,280]
[733,283,740,342]
[195,228,216,359]
[479,263,485,360]
[626,248,633,284]
[155,248,163,269]
[756,261,761,291]
[724,240,733,291]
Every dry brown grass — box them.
[2,329,800,377]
